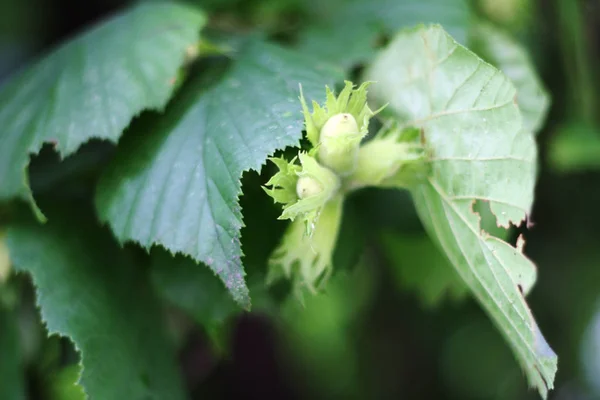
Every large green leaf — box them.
[469,22,550,134]
[95,41,342,308]
[0,3,205,212]
[6,210,186,399]
[365,25,557,398]
[0,306,25,400]
[298,0,471,69]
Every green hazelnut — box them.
[318,113,363,176]
[296,175,323,199]
[320,113,360,139]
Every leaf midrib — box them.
[420,177,553,385]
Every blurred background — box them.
[1,0,600,399]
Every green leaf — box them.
[380,232,468,307]
[297,23,377,70]
[95,41,342,309]
[49,365,86,400]
[0,305,26,400]
[297,0,471,69]
[365,25,557,398]
[469,22,550,134]
[0,3,206,212]
[6,210,186,399]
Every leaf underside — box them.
[6,209,185,400]
[0,3,206,208]
[365,25,557,398]
[95,41,343,308]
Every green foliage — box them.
[549,122,600,172]
[297,0,471,69]
[364,25,556,397]
[95,40,341,308]
[280,263,375,398]
[0,305,26,400]
[469,22,550,134]
[0,0,566,398]
[151,249,238,327]
[381,232,468,307]
[48,365,86,400]
[441,318,530,400]
[546,0,600,174]
[0,3,206,215]
[6,209,186,399]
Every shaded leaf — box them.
[297,23,378,71]
[95,41,342,308]
[470,22,550,134]
[6,210,186,399]
[380,232,468,307]
[365,25,556,398]
[0,3,206,213]
[151,249,238,327]
[297,0,471,69]
[49,365,86,400]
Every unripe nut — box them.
[296,175,323,199]
[320,113,359,139]
[318,113,362,176]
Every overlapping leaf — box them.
[298,0,471,69]
[365,25,557,398]
[95,41,342,308]
[0,3,205,212]
[6,209,186,399]
[151,249,237,327]
[470,22,550,134]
